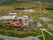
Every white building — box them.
[0,13,18,20]
[23,15,30,27]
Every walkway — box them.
[0,35,40,40]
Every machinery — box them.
[5,15,35,30]
[6,17,26,28]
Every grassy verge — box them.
[47,21,53,24]
[34,17,48,29]
[0,29,42,38]
[38,30,53,40]
[0,38,4,40]
[44,31,53,40]
[38,36,43,40]
[48,30,53,34]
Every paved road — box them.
[0,35,40,40]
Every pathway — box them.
[0,35,40,40]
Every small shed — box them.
[9,13,18,18]
[23,15,29,27]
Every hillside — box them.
[0,0,53,2]
[0,0,53,8]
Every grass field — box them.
[0,3,53,40]
[47,21,53,24]
[48,30,53,34]
[44,31,53,40]
[38,30,53,40]
[0,29,42,38]
[0,38,4,40]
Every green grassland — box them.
[47,21,53,24]
[0,29,42,38]
[38,37,43,40]
[44,31,53,40]
[38,31,53,40]
[48,30,53,34]
[0,2,53,40]
[0,38,4,40]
